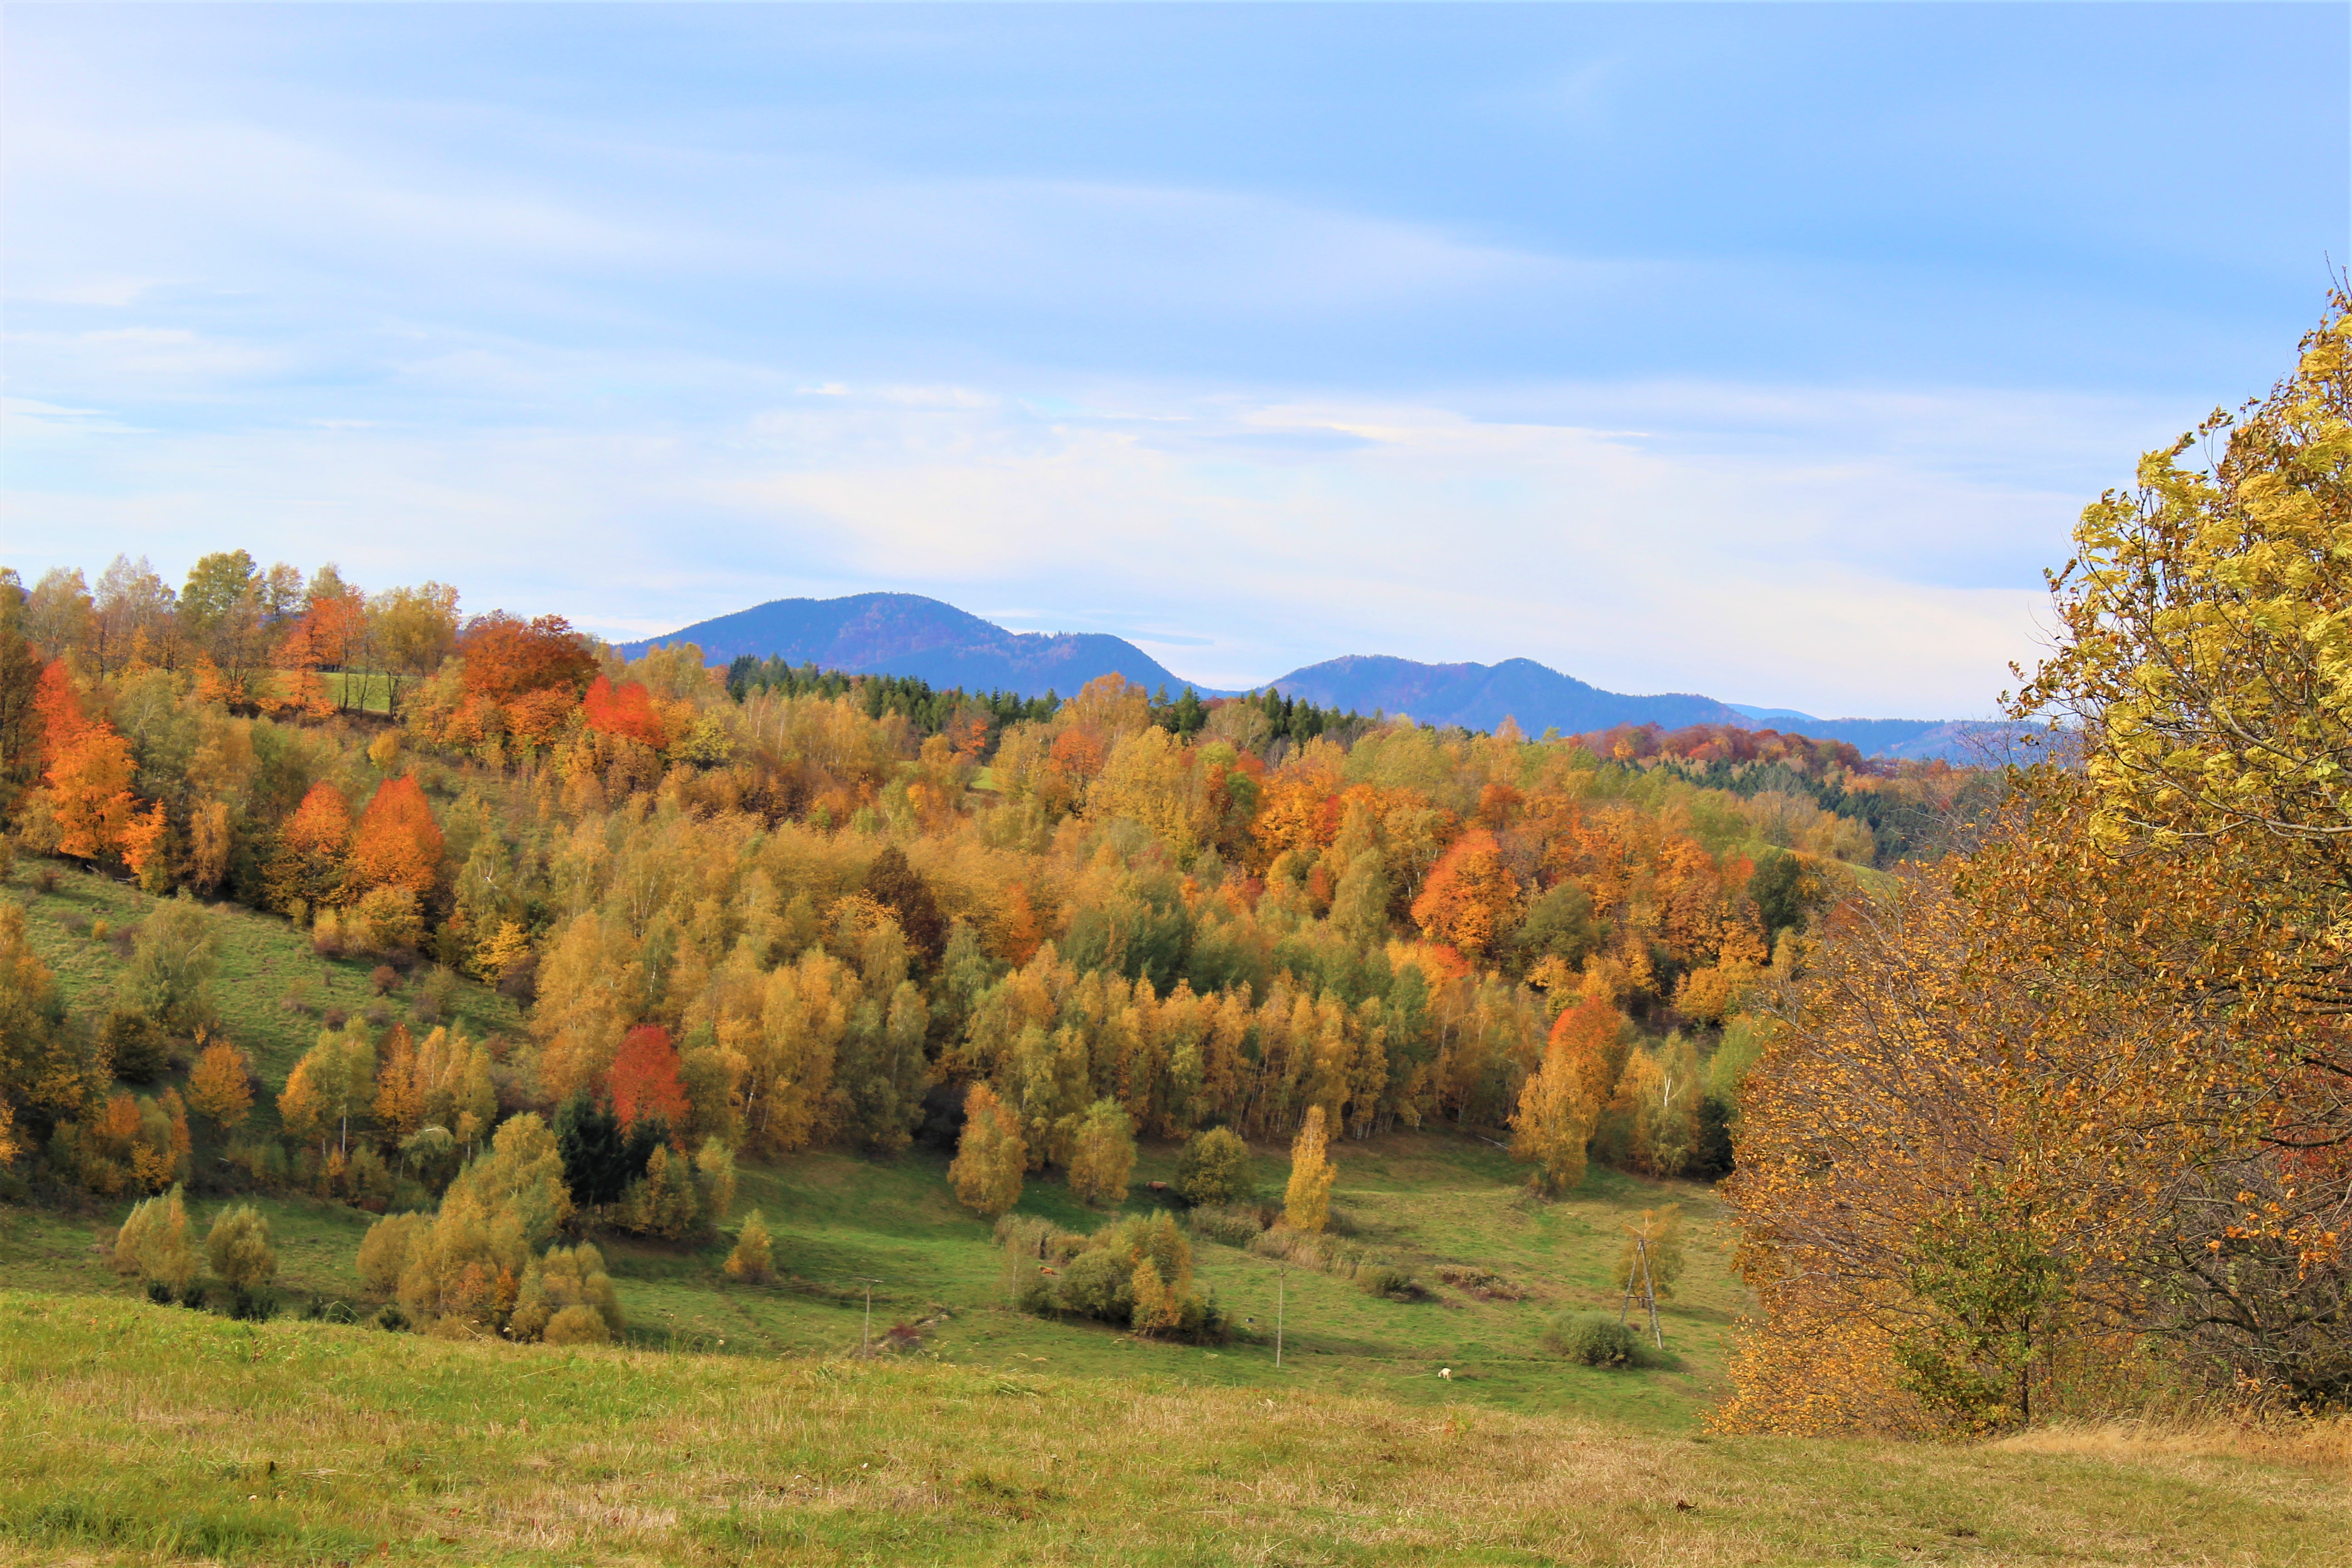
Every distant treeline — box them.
[722,656,1370,754]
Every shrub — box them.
[724,1209,773,1284]
[356,1212,428,1297]
[1052,1247,1132,1320]
[114,1185,197,1295]
[374,1302,410,1333]
[1543,1312,1639,1367]
[225,1287,277,1321]
[509,1243,623,1343]
[1175,1127,1252,1207]
[1434,1264,1528,1301]
[1356,1262,1419,1300]
[101,1009,172,1083]
[120,893,219,1035]
[346,887,424,956]
[542,1303,609,1345]
[417,965,458,1023]
[1185,1205,1265,1246]
[371,965,400,996]
[204,1204,278,1295]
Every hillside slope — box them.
[617,593,1207,700]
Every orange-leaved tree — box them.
[608,1025,690,1134]
[583,675,668,750]
[1410,828,1521,963]
[34,662,144,864]
[265,781,354,912]
[350,775,443,900]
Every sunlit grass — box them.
[1,1289,2342,1566]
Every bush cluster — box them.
[997,1211,1226,1341]
[1541,1311,1642,1367]
[1247,1225,1421,1300]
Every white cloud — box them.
[0,371,2109,715]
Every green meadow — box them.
[4,1289,2344,1567]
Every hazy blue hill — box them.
[1725,705,2023,761]
[619,594,2000,760]
[1269,654,1749,735]
[616,592,1205,699]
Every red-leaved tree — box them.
[608,1025,690,1133]
[583,675,668,749]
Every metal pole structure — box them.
[1274,1266,1286,1370]
[854,1277,882,1357]
[1638,1239,1663,1350]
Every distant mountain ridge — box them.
[616,592,1205,699]
[1267,654,1749,735]
[618,591,1986,759]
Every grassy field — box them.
[320,671,397,714]
[0,1122,1735,1429]
[5,858,524,1097]
[3,1289,2344,1567]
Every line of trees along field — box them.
[7,296,2344,1431]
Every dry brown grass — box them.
[1996,1415,2352,1474]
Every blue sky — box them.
[4,3,2346,716]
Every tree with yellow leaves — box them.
[949,1081,1027,1217]
[1282,1105,1337,1233]
[186,1037,253,1132]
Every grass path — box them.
[2,1289,2342,1567]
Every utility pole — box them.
[1274,1265,1286,1370]
[854,1277,881,1357]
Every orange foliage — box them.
[459,612,594,704]
[118,802,170,877]
[47,727,141,862]
[582,675,669,749]
[350,775,443,899]
[505,687,579,749]
[1251,774,1338,870]
[1409,828,1520,962]
[607,1025,690,1133]
[284,781,354,858]
[298,590,368,670]
[32,660,93,768]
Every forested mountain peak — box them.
[616,592,1203,701]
